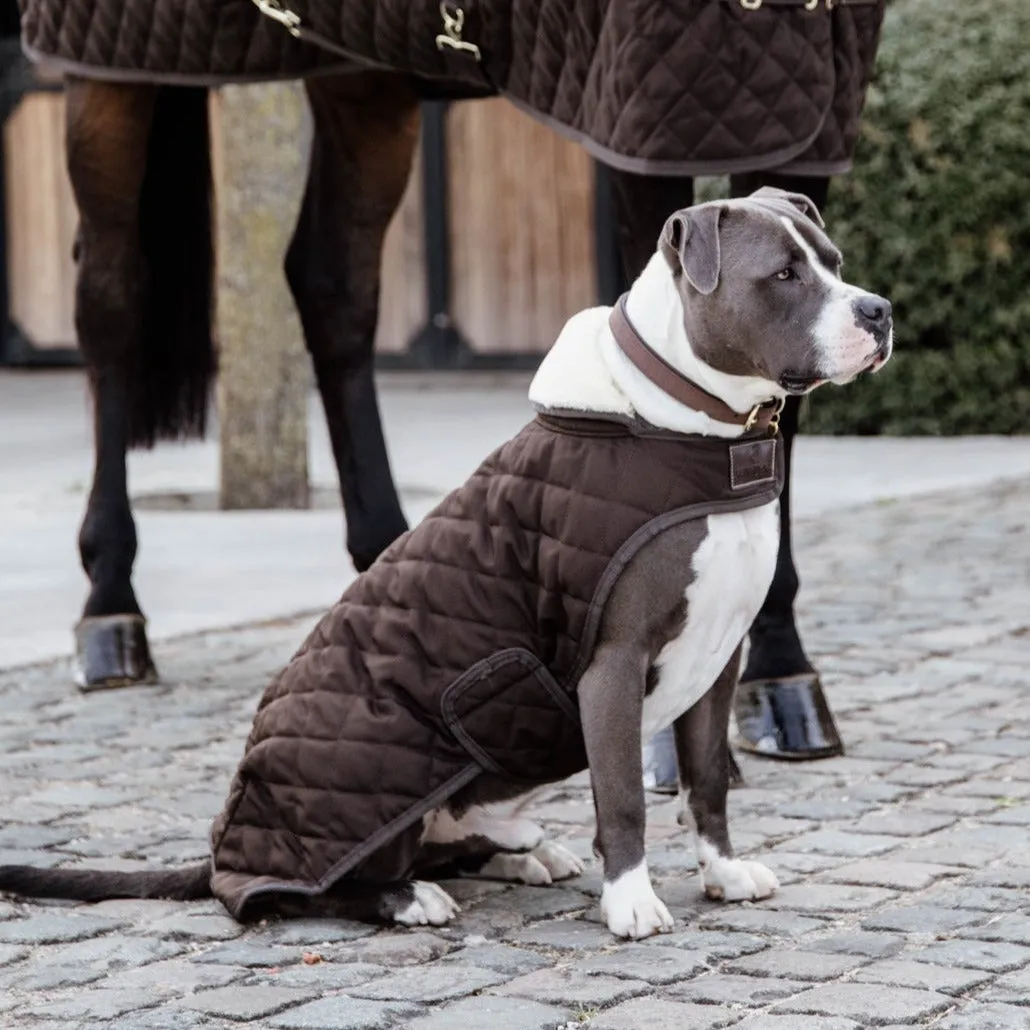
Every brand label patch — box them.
[729,439,777,491]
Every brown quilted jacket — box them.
[208,412,783,918]
[21,0,885,174]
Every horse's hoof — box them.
[734,674,843,761]
[73,615,159,692]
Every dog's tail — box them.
[0,862,212,902]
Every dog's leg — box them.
[672,647,779,902]
[579,646,674,939]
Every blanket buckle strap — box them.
[252,0,302,38]
[435,2,482,62]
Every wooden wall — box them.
[377,98,597,354]
[3,92,78,350]
[4,93,596,357]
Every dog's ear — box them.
[749,185,825,228]
[659,205,724,295]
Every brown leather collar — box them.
[608,294,782,434]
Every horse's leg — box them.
[66,79,158,689]
[728,171,843,761]
[285,72,418,572]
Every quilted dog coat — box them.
[208,412,783,917]
[21,0,885,174]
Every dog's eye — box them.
[775,268,796,281]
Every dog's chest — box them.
[641,500,780,740]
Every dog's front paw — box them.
[393,881,461,926]
[701,856,779,902]
[601,862,674,939]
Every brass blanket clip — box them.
[436,2,482,61]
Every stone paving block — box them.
[332,931,457,966]
[969,913,1030,944]
[861,906,987,934]
[508,920,616,951]
[263,919,376,945]
[439,943,553,976]
[138,911,245,942]
[971,868,1030,889]
[808,931,904,959]
[773,982,951,1024]
[88,898,186,921]
[817,860,959,891]
[934,1002,1030,1029]
[107,1009,235,1029]
[699,907,829,938]
[41,932,186,971]
[0,824,74,848]
[589,997,738,1030]
[0,943,27,966]
[102,957,248,994]
[0,912,126,944]
[667,972,806,1007]
[852,958,992,995]
[179,985,319,1020]
[979,966,1030,1006]
[928,886,1029,912]
[268,997,423,1029]
[734,1017,861,1030]
[884,767,969,788]
[247,961,387,991]
[404,995,572,1030]
[766,883,896,913]
[639,929,768,959]
[348,963,508,1002]
[727,950,867,982]
[851,811,958,837]
[190,940,305,968]
[17,987,155,1020]
[782,830,904,858]
[0,961,107,991]
[490,967,650,1007]
[570,944,709,984]
[909,939,1030,972]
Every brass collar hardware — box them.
[744,396,785,436]
[767,397,786,437]
[436,2,482,61]
[252,0,302,37]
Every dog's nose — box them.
[856,294,892,328]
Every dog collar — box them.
[608,294,783,435]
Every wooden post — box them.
[212,82,310,510]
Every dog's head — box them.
[659,187,892,393]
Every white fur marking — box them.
[696,837,779,902]
[780,218,887,383]
[641,500,780,741]
[422,806,544,851]
[393,881,461,926]
[600,860,674,939]
[529,254,784,438]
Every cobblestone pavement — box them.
[1,479,1029,1029]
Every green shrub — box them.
[803,0,1030,434]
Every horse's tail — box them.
[0,861,212,902]
[130,85,215,448]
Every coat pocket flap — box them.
[441,649,585,780]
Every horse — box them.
[21,0,885,765]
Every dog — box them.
[0,188,891,939]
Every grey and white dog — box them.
[0,188,891,940]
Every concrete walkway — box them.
[5,369,1030,673]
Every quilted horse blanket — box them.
[21,0,885,175]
